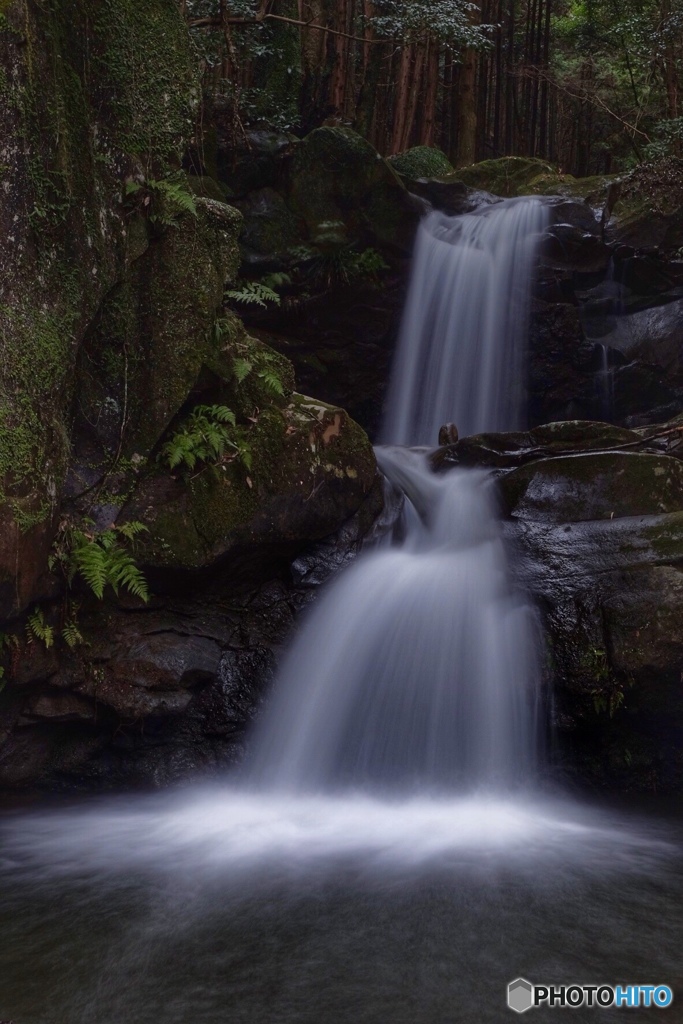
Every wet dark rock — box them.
[501,452,683,523]
[540,225,609,274]
[246,277,406,438]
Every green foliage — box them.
[301,245,389,287]
[592,688,625,718]
[26,607,55,649]
[370,0,493,48]
[161,404,253,472]
[225,280,282,308]
[229,349,286,397]
[645,118,683,160]
[125,175,197,227]
[261,272,292,289]
[233,357,253,383]
[70,528,150,602]
[62,612,84,649]
[51,521,150,603]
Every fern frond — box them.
[62,621,84,649]
[237,442,253,470]
[26,608,55,649]
[258,369,285,396]
[157,182,197,216]
[108,549,150,602]
[233,358,253,383]
[226,281,281,307]
[200,405,236,426]
[72,541,109,599]
[116,521,148,542]
[262,271,292,289]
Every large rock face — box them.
[0,1,383,791]
[0,0,202,618]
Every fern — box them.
[26,607,55,649]
[258,368,285,397]
[233,358,253,383]
[125,175,197,227]
[62,618,84,649]
[295,245,389,286]
[0,632,18,652]
[116,520,149,542]
[226,281,281,308]
[160,404,251,474]
[66,524,150,603]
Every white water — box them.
[382,199,548,445]
[248,448,540,792]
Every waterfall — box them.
[249,448,540,792]
[382,200,548,445]
[246,198,547,794]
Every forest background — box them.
[182,0,683,177]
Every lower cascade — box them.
[247,448,541,792]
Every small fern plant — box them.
[232,349,285,398]
[62,603,85,649]
[161,404,252,473]
[26,607,55,649]
[125,175,197,227]
[51,521,150,603]
[226,280,281,308]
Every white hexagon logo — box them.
[508,978,534,1013]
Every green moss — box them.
[644,513,683,561]
[389,146,454,179]
[91,0,198,169]
[0,0,201,542]
[451,157,561,197]
[0,291,79,527]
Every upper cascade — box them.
[382,198,549,446]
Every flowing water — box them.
[382,200,548,445]
[248,448,541,793]
[1,199,682,1023]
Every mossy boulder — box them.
[604,158,683,250]
[451,157,683,253]
[452,157,561,198]
[388,146,454,179]
[285,127,419,253]
[122,393,380,571]
[501,452,683,523]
